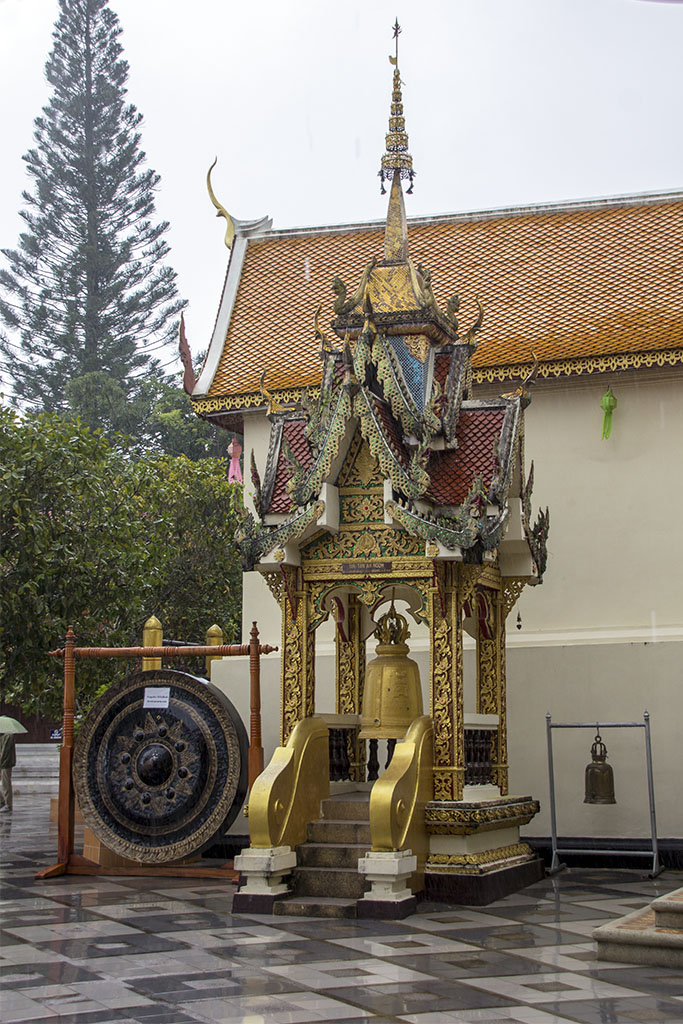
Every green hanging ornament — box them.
[600,387,617,440]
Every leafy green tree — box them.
[0,409,242,720]
[0,0,184,423]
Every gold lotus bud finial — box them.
[378,19,415,196]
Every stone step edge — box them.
[652,888,683,915]
[593,907,683,949]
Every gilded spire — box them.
[378,19,415,197]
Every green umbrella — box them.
[0,716,28,734]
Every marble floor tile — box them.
[328,931,479,957]
[264,956,435,989]
[400,1009,578,1023]
[457,969,647,1004]
[3,798,683,1024]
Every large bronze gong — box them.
[73,669,248,864]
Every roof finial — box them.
[378,19,415,197]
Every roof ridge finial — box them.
[378,18,415,197]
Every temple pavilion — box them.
[190,26,549,914]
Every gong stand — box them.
[545,712,661,877]
[37,621,277,881]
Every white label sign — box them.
[143,687,171,709]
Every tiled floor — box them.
[1,797,682,1023]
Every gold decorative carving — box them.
[262,571,284,605]
[336,429,365,487]
[282,613,303,744]
[476,588,498,717]
[306,580,333,632]
[191,387,318,416]
[272,548,285,562]
[403,333,431,363]
[356,578,387,610]
[303,523,422,562]
[335,596,366,782]
[340,492,384,523]
[458,564,485,606]
[355,531,382,558]
[502,577,529,619]
[426,540,439,558]
[426,842,533,872]
[305,623,316,719]
[354,441,380,487]
[431,618,453,776]
[496,598,509,794]
[473,347,683,386]
[190,348,683,420]
[424,798,540,835]
[280,569,315,744]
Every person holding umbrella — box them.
[0,716,27,813]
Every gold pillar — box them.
[280,569,315,743]
[496,590,509,795]
[335,595,366,782]
[142,615,162,671]
[475,586,508,794]
[204,623,223,679]
[430,563,464,801]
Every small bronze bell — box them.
[359,601,423,740]
[584,732,616,805]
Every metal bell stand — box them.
[545,711,661,877]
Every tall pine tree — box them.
[0,0,184,424]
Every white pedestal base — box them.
[233,845,296,896]
[358,849,417,901]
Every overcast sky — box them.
[1,0,682,373]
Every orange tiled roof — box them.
[206,193,683,399]
[269,419,313,514]
[427,409,505,506]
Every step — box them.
[594,907,683,969]
[294,865,368,899]
[307,820,371,844]
[297,842,370,869]
[652,887,683,929]
[273,896,358,919]
[321,792,371,821]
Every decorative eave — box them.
[191,343,683,421]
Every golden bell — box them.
[359,602,423,740]
[584,732,616,805]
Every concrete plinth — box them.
[232,845,296,913]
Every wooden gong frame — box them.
[36,622,277,881]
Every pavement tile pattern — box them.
[1,796,682,1023]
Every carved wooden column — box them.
[335,595,366,782]
[496,589,509,795]
[497,576,527,795]
[476,585,507,794]
[280,568,315,743]
[430,563,464,801]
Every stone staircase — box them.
[13,744,60,797]
[593,885,683,968]
[274,790,371,918]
